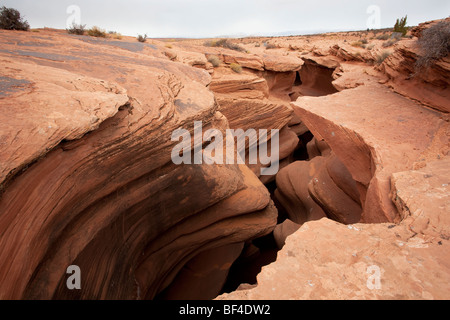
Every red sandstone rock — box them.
[378,39,450,113]
[292,83,447,223]
[209,74,269,100]
[220,112,449,301]
[273,219,301,249]
[221,53,265,71]
[252,126,299,184]
[261,70,297,101]
[1,18,449,302]
[0,60,129,190]
[308,153,362,224]
[306,137,331,159]
[410,18,450,38]
[174,49,209,69]
[275,157,327,224]
[156,242,245,300]
[0,29,277,300]
[295,57,339,96]
[219,216,450,300]
[391,158,450,240]
[275,151,361,225]
[329,44,365,62]
[262,53,304,72]
[216,97,293,134]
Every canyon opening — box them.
[0,3,449,305]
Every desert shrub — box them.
[165,43,173,49]
[230,63,242,73]
[0,6,29,31]
[382,38,398,48]
[108,31,122,39]
[137,34,147,42]
[203,39,216,46]
[87,26,107,37]
[255,42,261,47]
[361,39,368,44]
[207,55,221,67]
[394,15,408,36]
[204,39,246,52]
[366,43,375,50]
[376,50,392,65]
[67,22,86,35]
[351,41,365,48]
[391,32,403,41]
[376,33,390,40]
[415,20,450,70]
[265,43,278,49]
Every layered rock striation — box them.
[0,29,277,299]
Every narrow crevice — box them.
[292,131,314,161]
[217,129,313,296]
[220,233,278,295]
[138,57,348,300]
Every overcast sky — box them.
[2,0,449,38]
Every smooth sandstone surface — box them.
[0,29,278,299]
[219,216,450,300]
[219,19,450,300]
[292,83,446,223]
[1,18,449,301]
[220,157,450,300]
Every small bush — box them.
[204,39,246,52]
[415,20,450,70]
[87,26,107,37]
[391,32,403,40]
[382,38,398,48]
[137,34,147,42]
[108,31,122,39]
[204,39,216,46]
[376,33,390,40]
[265,43,278,49]
[230,63,242,73]
[67,22,86,35]
[351,41,365,48]
[376,50,392,65]
[361,39,368,44]
[207,55,221,67]
[255,42,261,47]
[366,43,375,50]
[394,15,408,36]
[0,6,29,31]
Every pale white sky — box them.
[2,0,449,37]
